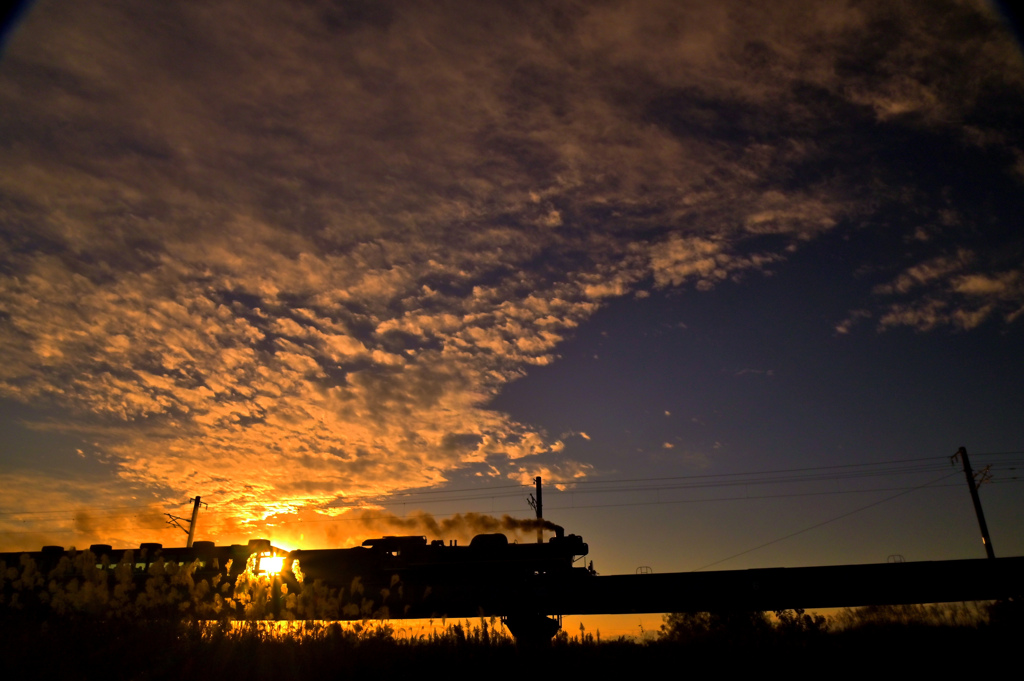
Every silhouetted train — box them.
[1,528,586,581]
[280,528,590,621]
[0,538,287,580]
[2,528,585,593]
[284,529,589,586]
[2,530,592,646]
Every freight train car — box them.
[1,538,291,621]
[0,538,288,581]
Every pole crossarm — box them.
[163,496,207,548]
[165,514,191,535]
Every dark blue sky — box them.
[486,233,1023,572]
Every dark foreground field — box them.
[2,602,1020,680]
[4,548,1021,677]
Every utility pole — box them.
[165,495,207,548]
[527,476,543,544]
[535,476,543,544]
[186,496,203,548]
[952,447,995,559]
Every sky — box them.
[1,0,1023,598]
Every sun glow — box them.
[259,555,286,574]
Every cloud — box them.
[872,253,971,296]
[835,309,872,335]
[650,236,766,290]
[0,0,1021,544]
[512,461,594,490]
[867,252,1024,331]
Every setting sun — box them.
[258,555,286,575]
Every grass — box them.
[3,551,1021,678]
[3,603,1020,680]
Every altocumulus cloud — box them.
[1,0,1022,543]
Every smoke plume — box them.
[348,510,562,541]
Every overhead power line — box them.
[2,453,1021,528]
[691,471,962,571]
[6,478,1020,535]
